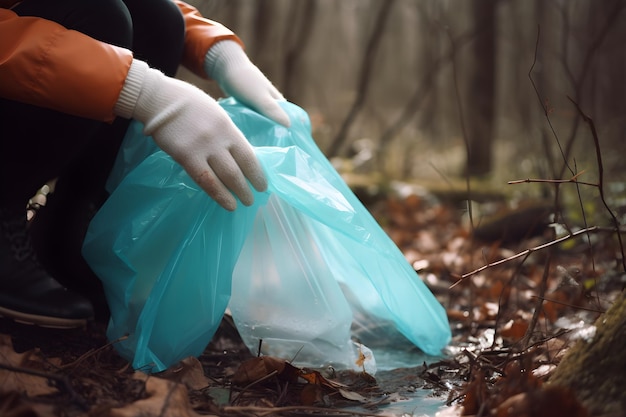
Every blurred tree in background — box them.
[179,0,626,192]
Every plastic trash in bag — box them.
[230,194,358,369]
[83,98,451,373]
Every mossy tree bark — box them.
[548,290,626,416]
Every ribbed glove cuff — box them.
[114,59,150,119]
[203,40,249,82]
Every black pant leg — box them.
[0,0,133,204]
[15,0,187,321]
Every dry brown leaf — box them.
[461,369,487,415]
[0,335,57,397]
[0,391,56,417]
[300,383,323,406]
[109,372,206,417]
[500,319,529,341]
[338,388,368,403]
[542,337,567,363]
[156,357,209,391]
[299,369,345,390]
[231,356,300,385]
[495,387,588,417]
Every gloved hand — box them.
[204,40,290,127]
[114,60,266,211]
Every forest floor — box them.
[0,184,624,417]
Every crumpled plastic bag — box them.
[83,98,451,373]
[230,193,359,369]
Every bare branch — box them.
[568,97,626,273]
[452,226,607,286]
[507,172,597,187]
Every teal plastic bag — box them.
[83,98,451,372]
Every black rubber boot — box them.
[0,205,94,328]
[29,184,110,322]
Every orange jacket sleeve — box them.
[0,1,241,122]
[174,0,243,78]
[0,8,133,122]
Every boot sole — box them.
[0,305,91,329]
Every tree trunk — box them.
[327,0,396,157]
[548,290,626,416]
[283,0,316,100]
[465,0,497,176]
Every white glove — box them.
[205,40,290,127]
[115,59,266,211]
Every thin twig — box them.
[521,249,552,350]
[528,25,571,175]
[492,252,531,349]
[230,370,279,405]
[0,362,88,410]
[451,226,601,287]
[60,334,129,370]
[445,26,474,232]
[530,295,605,314]
[528,25,569,234]
[567,96,626,273]
[507,171,596,187]
[222,405,379,417]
